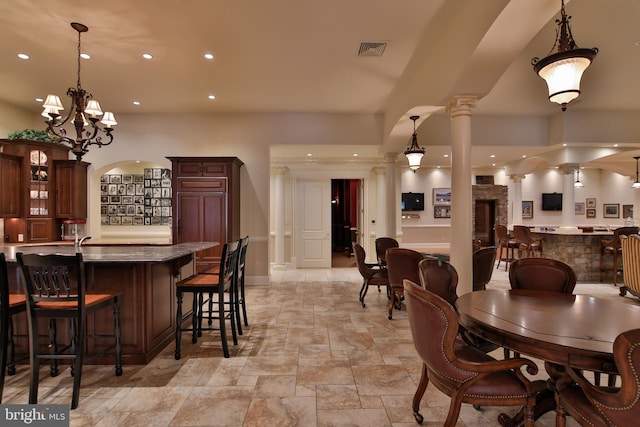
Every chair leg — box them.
[412,363,429,424]
[219,291,230,358]
[193,293,200,343]
[28,322,40,404]
[240,279,248,327]
[49,319,58,377]
[613,253,619,285]
[70,319,86,410]
[360,281,369,308]
[388,288,395,320]
[113,298,123,376]
[7,316,16,376]
[175,291,183,360]
[228,289,238,346]
[0,314,7,403]
[234,282,243,335]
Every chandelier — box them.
[531,0,598,111]
[404,115,425,172]
[42,22,117,161]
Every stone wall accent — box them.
[472,185,508,243]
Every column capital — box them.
[558,163,579,174]
[372,166,386,175]
[446,96,477,117]
[271,166,288,175]
[509,174,526,182]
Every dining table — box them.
[456,289,640,426]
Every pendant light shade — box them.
[532,0,598,111]
[404,115,425,171]
[574,167,584,188]
[632,157,640,189]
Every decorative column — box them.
[272,166,287,268]
[374,166,387,238]
[633,181,640,224]
[447,96,476,295]
[559,163,578,229]
[510,175,525,226]
[384,153,398,239]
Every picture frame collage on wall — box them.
[432,188,451,218]
[100,168,172,226]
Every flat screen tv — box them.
[542,192,562,211]
[401,192,424,211]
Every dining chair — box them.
[235,236,250,333]
[418,258,499,354]
[352,242,389,308]
[600,226,638,285]
[403,279,538,426]
[374,237,398,268]
[385,248,422,320]
[555,328,640,427]
[0,253,26,403]
[509,257,576,294]
[472,246,497,291]
[513,225,543,258]
[620,234,640,300]
[495,224,518,271]
[175,239,240,359]
[16,252,123,409]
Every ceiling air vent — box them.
[358,42,387,57]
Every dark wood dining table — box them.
[456,289,640,426]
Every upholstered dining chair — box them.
[495,224,518,271]
[513,225,543,258]
[16,252,123,409]
[600,226,638,285]
[620,234,640,300]
[473,246,497,291]
[385,248,422,320]
[418,258,499,355]
[403,279,538,426]
[509,257,576,294]
[374,237,399,268]
[0,253,26,403]
[352,242,389,308]
[555,328,640,427]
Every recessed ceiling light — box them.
[352,153,358,157]
[492,163,496,167]
[204,53,214,60]
[437,165,441,169]
[133,101,141,106]
[34,97,43,103]
[135,160,140,163]
[522,155,527,158]
[614,144,619,147]
[307,153,312,157]
[563,143,567,147]
[208,95,216,100]
[17,53,29,60]
[443,154,449,158]
[490,154,496,158]
[80,53,90,59]
[142,53,153,60]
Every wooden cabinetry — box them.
[55,160,89,218]
[0,139,88,243]
[168,157,243,271]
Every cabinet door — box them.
[175,161,204,177]
[0,153,22,217]
[27,218,55,242]
[176,192,226,271]
[55,161,88,218]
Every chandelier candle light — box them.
[532,0,598,111]
[404,115,425,172]
[42,22,117,161]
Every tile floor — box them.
[2,259,636,426]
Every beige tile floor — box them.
[2,258,636,426]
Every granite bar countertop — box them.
[0,242,217,263]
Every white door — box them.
[295,179,331,268]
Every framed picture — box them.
[603,203,620,218]
[575,202,585,215]
[623,204,634,219]
[434,205,451,218]
[586,198,596,208]
[522,201,533,219]
[433,188,451,205]
[586,208,596,218]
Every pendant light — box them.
[574,167,584,188]
[532,0,598,111]
[404,115,425,172]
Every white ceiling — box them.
[1,0,639,169]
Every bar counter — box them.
[3,242,217,365]
[529,227,612,282]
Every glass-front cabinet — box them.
[29,149,50,217]
[0,139,88,243]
